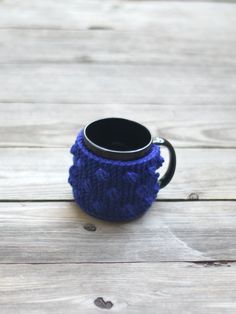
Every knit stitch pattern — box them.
[68,130,164,221]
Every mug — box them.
[68,117,176,221]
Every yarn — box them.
[68,130,164,222]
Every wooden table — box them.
[0,1,236,313]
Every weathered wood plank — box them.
[0,201,235,263]
[0,28,235,66]
[0,103,235,148]
[0,262,235,314]
[0,64,235,104]
[0,0,235,31]
[0,148,235,200]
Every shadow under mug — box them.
[83,117,176,189]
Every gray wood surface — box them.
[0,148,235,200]
[0,28,235,66]
[1,2,235,107]
[0,103,235,148]
[0,262,235,314]
[0,201,235,263]
[0,0,236,312]
[0,64,235,104]
[0,0,235,31]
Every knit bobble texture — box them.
[68,130,164,221]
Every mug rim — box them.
[83,117,153,160]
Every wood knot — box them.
[88,25,114,31]
[204,261,231,268]
[94,297,113,309]
[83,223,96,232]
[193,261,231,268]
[188,192,199,200]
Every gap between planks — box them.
[0,261,235,265]
[0,199,236,203]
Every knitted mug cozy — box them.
[68,130,164,221]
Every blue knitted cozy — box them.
[68,130,164,221]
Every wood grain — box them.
[0,148,235,200]
[0,0,235,312]
[0,103,235,148]
[0,28,235,66]
[0,201,235,263]
[0,63,235,104]
[0,262,235,314]
[0,0,235,32]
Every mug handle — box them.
[153,137,176,189]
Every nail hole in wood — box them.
[83,223,96,232]
[188,192,199,200]
[94,297,113,309]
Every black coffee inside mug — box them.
[83,117,176,188]
[84,118,152,160]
